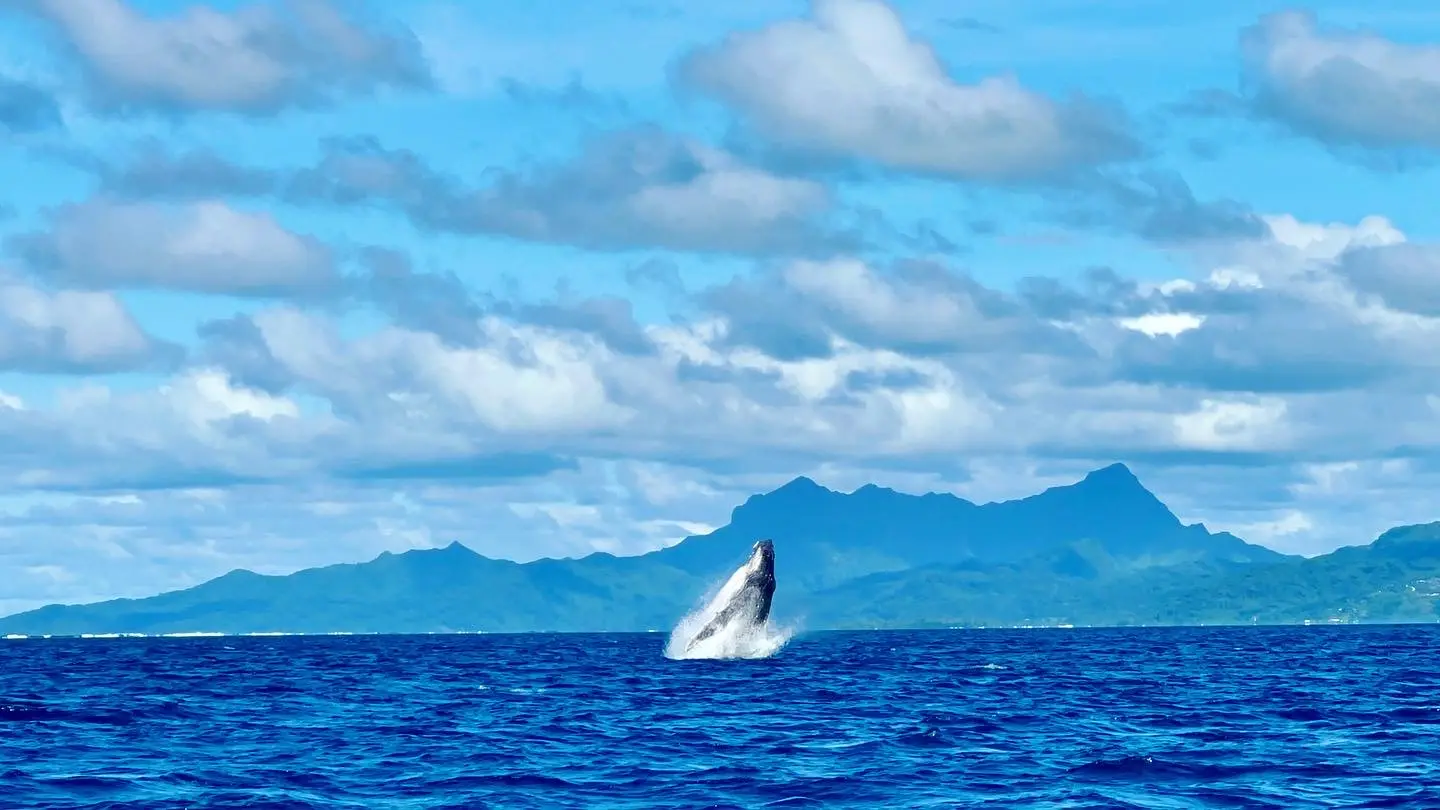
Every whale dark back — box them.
[749,539,776,623]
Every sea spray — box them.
[664,560,794,660]
[664,614,794,660]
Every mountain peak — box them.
[367,542,478,568]
[1080,462,1142,488]
[728,475,836,525]
[1064,463,1167,505]
[432,540,481,558]
[774,475,828,495]
[1004,462,1182,550]
[745,474,835,507]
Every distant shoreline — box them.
[6,621,1440,641]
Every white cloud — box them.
[0,273,172,372]
[245,308,631,435]
[681,0,1137,180]
[162,369,301,424]
[784,259,991,345]
[21,0,432,115]
[1118,312,1204,337]
[1172,398,1289,452]
[1241,10,1440,150]
[623,140,832,241]
[1263,213,1404,259]
[12,198,340,297]
[1224,510,1314,553]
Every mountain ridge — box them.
[6,464,1434,636]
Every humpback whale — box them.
[684,539,776,652]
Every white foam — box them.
[665,617,793,660]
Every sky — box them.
[1,0,1440,614]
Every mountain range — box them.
[4,463,1439,635]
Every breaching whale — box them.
[684,539,776,652]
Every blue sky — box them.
[2,0,1440,614]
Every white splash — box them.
[663,558,794,660]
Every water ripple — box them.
[3,626,1440,807]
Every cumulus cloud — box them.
[11,0,432,116]
[1094,213,1440,394]
[678,0,1139,182]
[9,197,342,297]
[0,273,179,373]
[0,366,325,496]
[1337,243,1440,316]
[668,0,1246,246]
[1112,291,1401,394]
[701,258,1088,361]
[1240,10,1440,153]
[186,297,1010,472]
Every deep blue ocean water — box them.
[3,626,1439,809]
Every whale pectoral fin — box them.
[688,618,723,647]
[687,603,738,649]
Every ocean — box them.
[2,626,1438,808]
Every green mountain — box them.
[802,524,1440,628]
[2,464,1437,635]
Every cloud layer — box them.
[0,0,1437,614]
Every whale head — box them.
[748,538,775,579]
